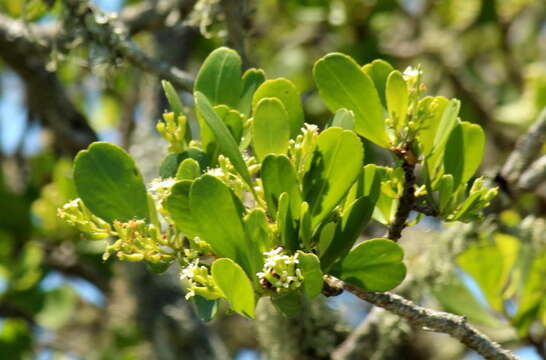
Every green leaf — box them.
[244,208,272,253]
[252,78,304,138]
[513,252,546,336]
[212,258,256,318]
[426,99,460,177]
[159,148,209,179]
[303,127,364,232]
[298,202,312,250]
[194,47,243,108]
[176,158,201,180]
[433,272,505,327]
[297,251,323,299]
[277,192,298,251]
[444,121,485,187]
[190,175,259,276]
[320,196,377,270]
[386,70,409,131]
[74,142,149,223]
[214,105,245,144]
[191,295,218,322]
[238,68,266,117]
[331,109,355,130]
[457,234,519,310]
[332,238,406,291]
[261,155,302,218]
[194,92,252,186]
[251,98,290,160]
[313,53,389,147]
[164,180,200,239]
[362,59,394,108]
[271,291,302,318]
[416,96,449,156]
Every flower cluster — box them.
[57,198,111,240]
[179,260,223,300]
[156,112,188,153]
[257,248,304,293]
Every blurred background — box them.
[0,0,545,359]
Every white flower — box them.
[206,167,224,177]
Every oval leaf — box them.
[303,128,364,231]
[297,251,323,299]
[74,142,149,223]
[313,53,389,147]
[252,78,304,138]
[386,70,409,131]
[332,238,406,291]
[362,59,394,108]
[212,258,256,318]
[252,98,290,160]
[261,155,302,218]
[164,180,200,238]
[444,121,485,187]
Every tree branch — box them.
[323,276,520,360]
[62,0,194,92]
[0,13,97,155]
[501,108,546,183]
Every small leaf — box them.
[191,295,218,322]
[251,98,290,160]
[297,251,323,299]
[303,127,364,232]
[176,158,201,180]
[416,96,449,156]
[244,208,272,253]
[386,70,409,131]
[239,68,266,117]
[277,192,298,251]
[444,121,485,187]
[362,59,394,108]
[164,180,200,239]
[194,47,243,108]
[298,202,312,250]
[212,258,256,318]
[332,238,406,291]
[159,149,209,179]
[74,142,149,222]
[313,54,389,147]
[194,92,252,186]
[252,78,304,138]
[190,175,258,275]
[331,109,355,130]
[271,291,302,318]
[214,105,245,144]
[261,155,302,218]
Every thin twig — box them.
[63,0,194,92]
[323,276,520,360]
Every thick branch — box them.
[324,276,519,360]
[501,108,546,183]
[0,13,97,155]
[63,0,194,92]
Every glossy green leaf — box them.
[164,180,200,239]
[331,109,355,130]
[426,99,460,177]
[159,148,209,179]
[298,202,312,250]
[332,238,406,291]
[386,70,409,131]
[261,155,302,218]
[244,208,272,253]
[74,142,149,223]
[176,158,201,180]
[191,295,218,322]
[251,98,290,160]
[303,128,364,231]
[313,53,389,147]
[194,47,242,108]
[239,68,266,117]
[252,78,304,138]
[444,121,485,187]
[214,105,245,144]
[416,96,449,156]
[277,192,298,251]
[212,258,256,318]
[362,59,394,108]
[194,92,252,186]
[190,175,256,275]
[297,251,323,299]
